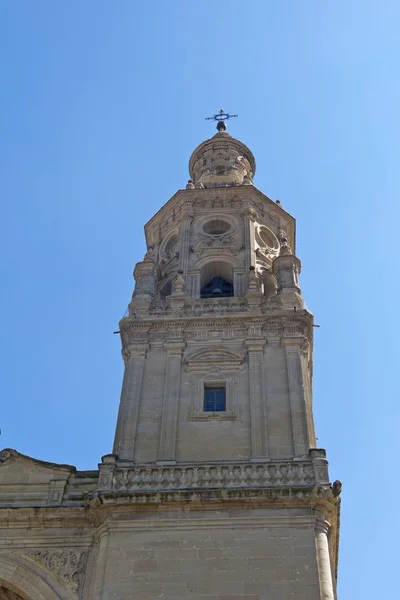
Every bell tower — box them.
[99,114,341,600]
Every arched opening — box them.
[200,261,234,299]
[0,553,69,600]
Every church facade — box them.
[0,119,341,600]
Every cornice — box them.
[119,312,314,351]
[144,186,295,250]
[120,311,313,333]
[98,514,318,536]
[0,449,76,474]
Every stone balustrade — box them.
[99,460,320,493]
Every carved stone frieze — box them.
[119,315,312,349]
[19,549,86,594]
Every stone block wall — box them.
[93,508,323,600]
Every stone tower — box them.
[0,119,341,600]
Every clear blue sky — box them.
[1,2,399,598]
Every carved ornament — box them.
[20,550,86,594]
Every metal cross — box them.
[205,108,238,123]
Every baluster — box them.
[226,465,235,486]
[121,470,128,488]
[192,467,199,487]
[114,471,123,490]
[203,467,211,487]
[180,468,188,487]
[286,463,295,485]
[161,469,169,488]
[167,468,175,488]
[268,465,276,484]
[156,469,164,488]
[132,468,141,489]
[126,469,134,489]
[250,466,259,486]
[215,466,223,487]
[276,464,285,484]
[144,469,152,487]
[239,466,247,486]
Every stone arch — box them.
[200,261,234,298]
[195,252,242,273]
[159,228,180,258]
[0,553,73,600]
[0,585,28,600]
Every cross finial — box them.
[205,108,238,131]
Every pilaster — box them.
[282,338,310,457]
[245,338,268,459]
[178,203,193,275]
[113,343,148,460]
[158,340,185,462]
[241,206,257,272]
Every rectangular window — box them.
[204,386,226,412]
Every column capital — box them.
[163,340,185,354]
[241,207,257,220]
[315,518,332,536]
[280,337,303,350]
[245,339,266,353]
[122,343,149,363]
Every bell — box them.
[212,287,223,296]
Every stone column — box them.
[315,520,335,600]
[245,339,268,458]
[282,339,309,457]
[158,341,185,462]
[178,203,193,275]
[113,343,148,460]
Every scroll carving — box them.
[20,550,86,593]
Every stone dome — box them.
[188,129,256,189]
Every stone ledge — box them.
[98,485,335,506]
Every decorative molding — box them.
[189,367,239,421]
[19,549,86,594]
[185,346,244,370]
[119,315,313,349]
